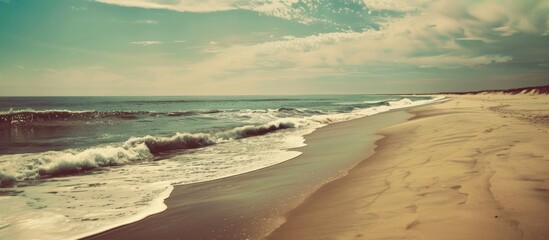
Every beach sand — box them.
[268,94,549,239]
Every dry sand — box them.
[269,94,549,239]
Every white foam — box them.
[0,128,308,239]
[308,97,444,125]
[363,99,397,104]
[0,143,153,182]
[0,108,94,115]
[72,182,174,240]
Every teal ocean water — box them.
[1,95,431,154]
[0,95,440,239]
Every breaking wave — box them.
[387,98,414,107]
[0,120,302,186]
[124,120,299,154]
[363,99,397,104]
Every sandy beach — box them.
[84,93,549,240]
[269,93,549,239]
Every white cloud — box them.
[455,37,493,43]
[172,0,549,83]
[92,0,547,91]
[361,0,429,12]
[95,0,319,24]
[95,0,238,12]
[130,41,162,46]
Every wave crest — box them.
[220,121,297,140]
[125,133,215,155]
[0,120,300,186]
[37,144,152,177]
[0,108,229,125]
[387,98,414,107]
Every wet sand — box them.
[268,94,549,239]
[85,109,413,239]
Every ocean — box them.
[0,95,440,239]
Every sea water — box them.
[0,95,442,239]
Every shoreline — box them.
[84,107,416,239]
[268,94,549,239]
[72,184,174,240]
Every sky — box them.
[0,0,548,96]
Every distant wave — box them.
[387,98,414,107]
[274,107,327,115]
[361,98,427,107]
[334,98,399,106]
[165,109,224,116]
[332,98,413,111]
[0,120,302,187]
[0,103,389,125]
[123,98,308,104]
[0,108,231,125]
[363,99,398,104]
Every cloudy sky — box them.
[0,0,547,95]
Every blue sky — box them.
[0,0,548,95]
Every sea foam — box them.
[0,119,306,186]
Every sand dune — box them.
[269,94,549,239]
